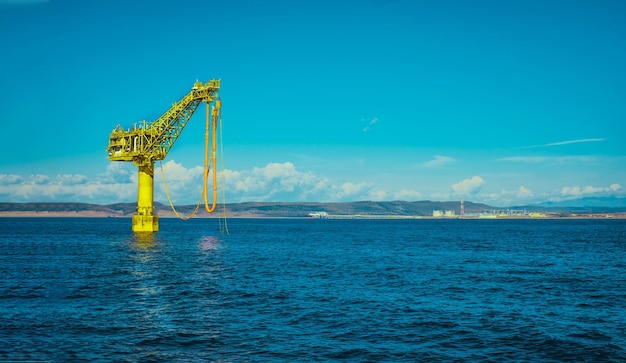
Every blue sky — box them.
[0,0,624,207]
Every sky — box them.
[0,0,625,207]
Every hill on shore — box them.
[0,201,481,218]
[1,200,625,218]
[221,200,491,217]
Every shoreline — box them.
[1,211,624,219]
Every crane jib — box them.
[106,80,220,165]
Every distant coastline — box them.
[1,201,625,219]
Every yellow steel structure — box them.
[106,79,221,232]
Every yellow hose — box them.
[218,105,229,234]
[160,160,202,220]
[161,98,223,221]
[204,100,220,213]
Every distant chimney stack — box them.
[460,197,465,216]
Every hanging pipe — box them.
[204,100,220,213]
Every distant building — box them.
[308,211,328,218]
[433,210,455,217]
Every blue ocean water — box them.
[0,217,625,362]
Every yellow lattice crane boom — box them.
[106,79,221,232]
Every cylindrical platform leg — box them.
[133,163,159,232]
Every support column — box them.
[132,162,159,232]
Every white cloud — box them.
[367,189,388,201]
[482,186,534,206]
[0,170,133,203]
[153,160,205,204]
[420,155,457,168]
[341,181,368,196]
[161,160,203,181]
[31,174,50,185]
[57,174,88,185]
[522,138,604,149]
[362,117,378,132]
[0,174,23,185]
[458,182,624,207]
[0,164,139,203]
[159,160,203,188]
[97,162,134,184]
[451,176,484,196]
[497,156,595,164]
[561,183,622,197]
[544,138,604,147]
[497,156,548,163]
[225,162,335,202]
[517,186,533,198]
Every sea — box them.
[0,217,625,362]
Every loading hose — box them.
[204,100,220,213]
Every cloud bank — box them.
[0,163,622,207]
[561,183,621,197]
[0,163,136,204]
[0,161,423,205]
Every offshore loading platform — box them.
[106,80,222,232]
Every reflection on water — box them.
[132,232,156,250]
[126,231,174,350]
[199,235,220,251]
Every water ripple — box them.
[0,218,625,362]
